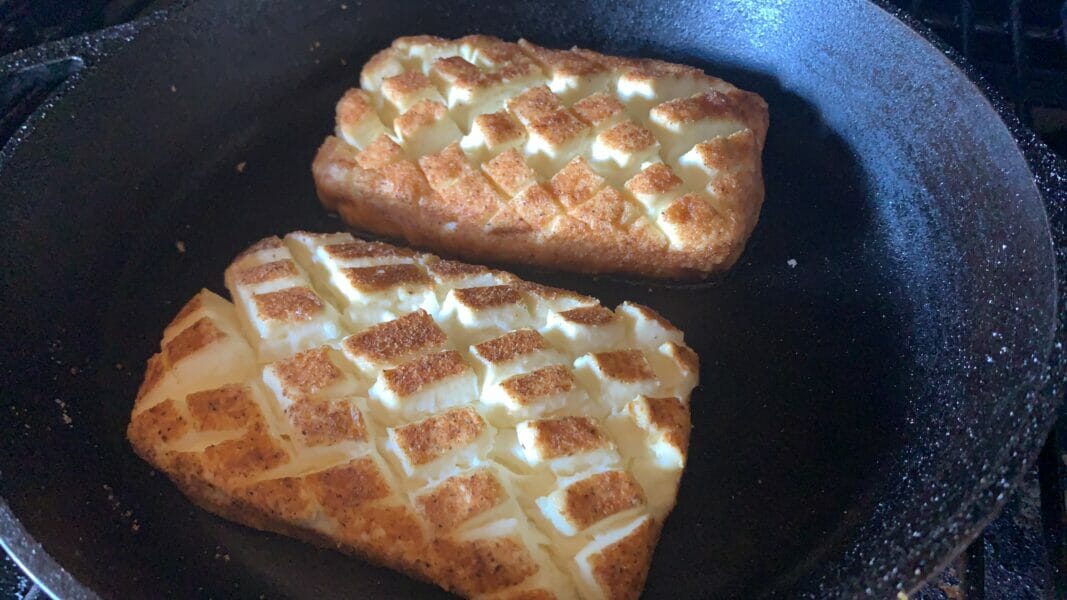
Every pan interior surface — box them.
[0,0,1057,598]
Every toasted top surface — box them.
[453,284,523,309]
[253,287,325,322]
[520,416,609,460]
[392,407,486,466]
[316,35,768,279]
[473,329,548,364]
[382,350,471,397]
[558,306,616,326]
[128,232,699,600]
[590,350,657,381]
[343,309,446,363]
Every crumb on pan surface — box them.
[314,35,768,280]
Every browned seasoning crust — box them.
[558,305,616,326]
[313,35,767,279]
[523,416,608,460]
[287,398,367,447]
[343,309,446,364]
[452,284,522,309]
[392,407,486,466]
[163,317,225,364]
[561,471,645,531]
[473,329,548,364]
[252,287,325,322]
[500,365,575,405]
[268,346,344,398]
[588,517,660,600]
[590,350,657,382]
[416,469,505,531]
[237,259,299,285]
[382,350,471,397]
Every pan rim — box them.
[0,0,1062,597]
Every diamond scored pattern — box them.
[128,232,698,600]
[317,35,768,279]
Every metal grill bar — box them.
[959,0,974,59]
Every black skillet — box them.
[1,0,1065,598]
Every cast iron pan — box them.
[0,0,1064,598]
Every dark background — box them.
[0,0,1064,598]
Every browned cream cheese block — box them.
[127,232,699,600]
[312,35,768,279]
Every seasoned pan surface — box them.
[0,1,1061,597]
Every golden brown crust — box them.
[356,134,404,170]
[336,504,431,575]
[201,426,289,483]
[558,305,615,326]
[393,407,486,466]
[432,535,539,596]
[426,258,490,279]
[453,284,522,309]
[234,477,317,522]
[237,260,299,285]
[416,469,504,531]
[343,309,447,364]
[572,92,624,127]
[482,149,538,196]
[136,354,167,403]
[518,282,596,305]
[419,143,475,190]
[394,99,448,138]
[473,329,547,364]
[518,39,608,79]
[561,471,645,530]
[473,111,526,148]
[500,365,575,405]
[382,71,435,100]
[287,398,367,447]
[629,396,691,460]
[663,341,700,373]
[549,157,605,209]
[127,399,187,463]
[164,317,225,364]
[313,35,767,279]
[591,350,656,382]
[343,264,431,293]
[623,302,680,333]
[382,350,470,397]
[588,518,658,600]
[524,416,607,459]
[324,240,414,261]
[252,287,325,323]
[307,457,394,517]
[507,86,563,124]
[625,163,683,198]
[186,384,262,431]
[598,120,657,154]
[268,346,344,399]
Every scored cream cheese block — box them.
[128,232,698,600]
[313,35,768,280]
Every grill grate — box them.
[895,0,1067,153]
[889,4,1067,598]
